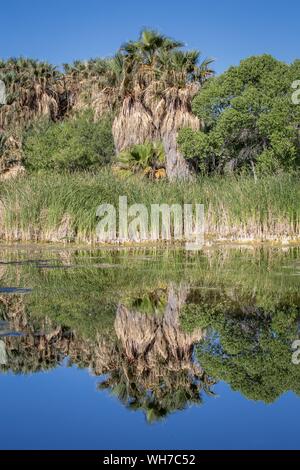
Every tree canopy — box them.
[179,55,300,174]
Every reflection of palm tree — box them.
[98,367,212,423]
[0,294,73,373]
[115,284,204,365]
[0,340,7,365]
[0,287,214,421]
[97,283,214,422]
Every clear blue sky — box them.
[1,0,299,74]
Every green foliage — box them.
[177,128,210,172]
[119,29,214,86]
[183,55,300,174]
[117,141,165,177]
[23,110,115,171]
[190,300,300,403]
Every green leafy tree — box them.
[177,128,210,173]
[179,55,300,174]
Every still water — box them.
[0,245,300,450]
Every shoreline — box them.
[0,236,300,251]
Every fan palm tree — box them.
[117,141,165,178]
[0,58,66,129]
[110,29,214,179]
[0,58,71,171]
[66,30,213,179]
[120,29,184,71]
[1,31,213,179]
[63,58,116,115]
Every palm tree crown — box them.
[0,29,214,179]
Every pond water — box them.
[0,245,300,450]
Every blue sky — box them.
[1,0,299,74]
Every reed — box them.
[0,170,299,244]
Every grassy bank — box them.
[0,170,300,244]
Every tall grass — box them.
[0,170,299,243]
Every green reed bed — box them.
[0,170,300,243]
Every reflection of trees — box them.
[2,279,300,421]
[0,286,214,422]
[97,284,213,422]
[0,295,74,373]
[190,295,300,403]
[98,368,212,423]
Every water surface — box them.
[0,245,300,449]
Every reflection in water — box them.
[99,284,214,422]
[0,340,7,365]
[0,284,214,422]
[0,247,300,423]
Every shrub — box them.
[23,110,115,171]
[117,141,166,178]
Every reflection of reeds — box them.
[1,247,300,323]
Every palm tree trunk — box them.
[163,132,193,181]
